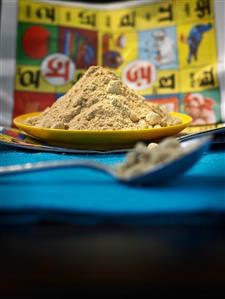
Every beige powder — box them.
[26,66,181,130]
[116,138,187,178]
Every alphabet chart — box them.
[0,0,224,127]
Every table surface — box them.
[0,142,225,295]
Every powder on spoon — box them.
[115,137,189,178]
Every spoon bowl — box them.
[0,136,212,185]
[123,136,211,185]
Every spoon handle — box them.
[178,126,225,142]
[0,160,115,177]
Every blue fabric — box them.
[0,144,225,225]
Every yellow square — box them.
[60,6,99,30]
[177,21,217,68]
[180,65,218,93]
[136,0,176,30]
[175,0,214,24]
[19,0,60,25]
[16,65,55,93]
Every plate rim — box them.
[14,111,192,135]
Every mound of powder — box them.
[26,66,181,130]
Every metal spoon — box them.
[0,136,211,185]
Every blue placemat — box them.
[0,143,225,226]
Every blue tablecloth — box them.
[0,143,224,225]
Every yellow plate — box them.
[13,112,192,150]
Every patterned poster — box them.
[0,0,224,127]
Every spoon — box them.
[0,136,211,185]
